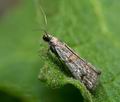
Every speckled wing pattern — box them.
[54,41,100,90]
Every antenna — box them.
[34,0,48,33]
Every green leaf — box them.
[0,0,120,102]
[38,0,120,102]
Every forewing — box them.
[54,43,86,80]
[54,42,100,90]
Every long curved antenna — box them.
[39,3,48,26]
[34,0,48,32]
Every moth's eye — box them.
[43,35,50,42]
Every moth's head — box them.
[43,33,52,42]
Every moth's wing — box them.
[54,43,87,79]
[55,43,101,90]
[65,43,101,74]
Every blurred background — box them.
[0,0,120,102]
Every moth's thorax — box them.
[49,36,59,46]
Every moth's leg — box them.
[46,47,54,59]
[47,46,54,54]
[46,47,51,55]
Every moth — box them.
[35,1,101,90]
[43,33,101,90]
